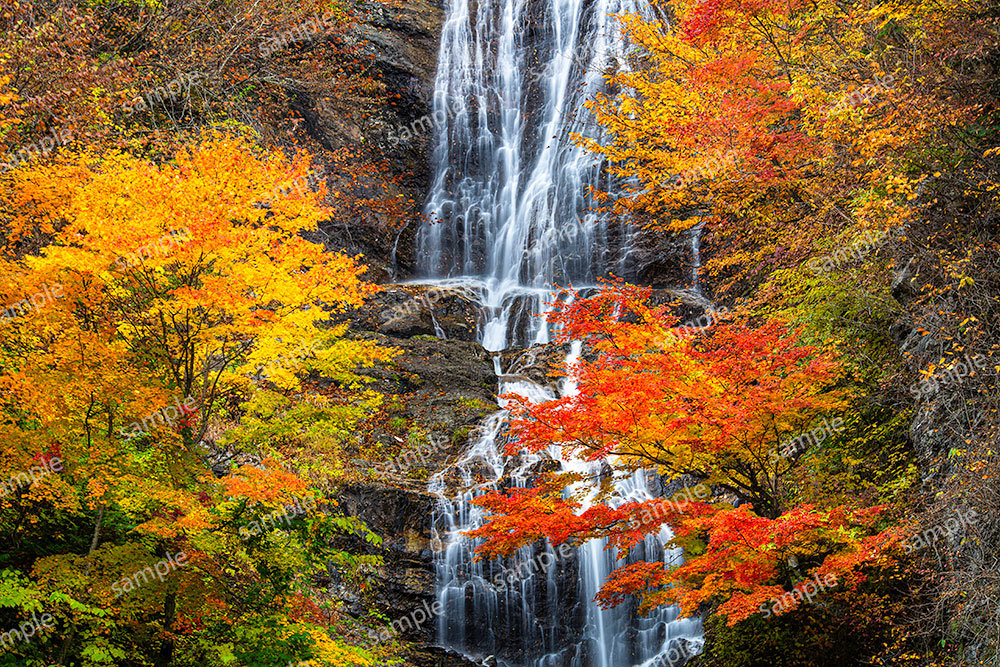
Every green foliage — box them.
[456,396,497,415]
[701,605,859,666]
[785,403,917,510]
[223,386,383,476]
[451,425,472,445]
[757,265,905,384]
[405,467,429,481]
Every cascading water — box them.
[418,0,704,664]
[418,0,644,349]
[689,222,705,292]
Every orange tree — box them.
[468,281,902,625]
[0,0,417,263]
[580,0,990,298]
[0,130,398,665]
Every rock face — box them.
[355,332,499,451]
[343,0,446,280]
[626,223,701,288]
[287,0,445,283]
[346,285,483,341]
[331,325,497,663]
[354,0,444,95]
[884,249,999,464]
[336,482,436,631]
[499,342,571,390]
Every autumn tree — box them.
[0,0,417,262]
[0,0,390,148]
[469,282,901,625]
[0,130,398,665]
[581,0,991,298]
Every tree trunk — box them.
[56,505,105,665]
[153,590,177,667]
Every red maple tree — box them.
[469,280,902,624]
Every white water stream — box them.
[416,0,704,663]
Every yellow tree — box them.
[0,130,394,664]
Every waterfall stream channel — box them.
[406,0,706,663]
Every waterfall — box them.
[419,0,704,664]
[690,221,705,292]
[419,0,643,349]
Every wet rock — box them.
[499,342,571,390]
[668,638,705,666]
[359,332,497,405]
[493,291,716,391]
[345,285,482,341]
[407,647,482,666]
[335,482,439,640]
[521,452,561,479]
[349,332,499,481]
[649,287,716,324]
[626,221,700,288]
[891,256,922,301]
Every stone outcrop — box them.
[331,326,497,662]
[627,227,699,288]
[284,0,445,283]
[345,285,483,341]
